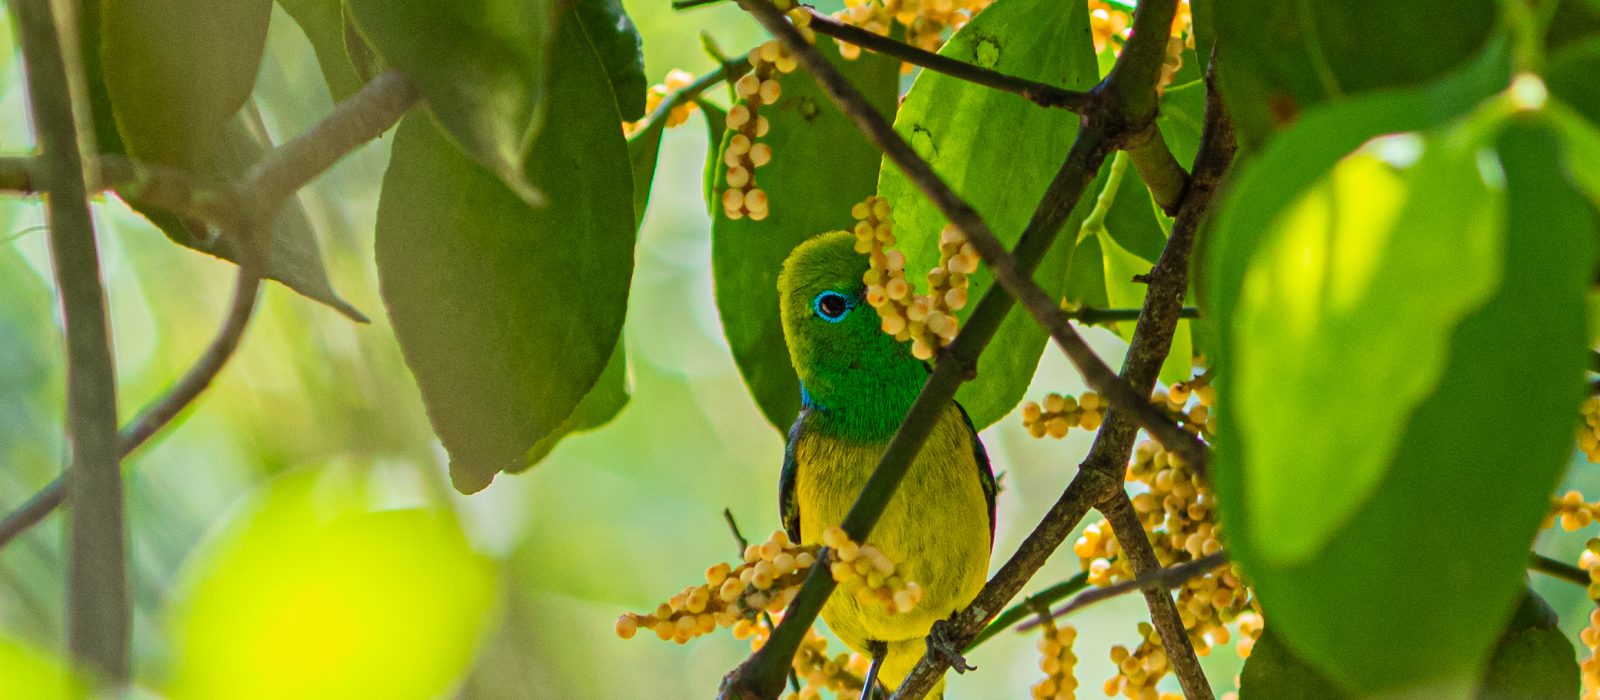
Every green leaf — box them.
[100,0,273,169]
[1213,2,1505,145]
[347,0,556,206]
[627,119,665,229]
[1478,590,1579,699]
[520,338,631,469]
[1547,37,1600,127]
[79,0,361,319]
[1242,591,1579,699]
[376,17,634,493]
[875,0,1099,428]
[1550,101,1600,209]
[1157,79,1206,168]
[1215,120,1596,693]
[574,0,647,121]
[1239,629,1349,700]
[699,99,727,217]
[274,0,365,101]
[711,40,899,431]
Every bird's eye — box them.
[812,291,853,323]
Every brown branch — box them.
[1017,550,1228,631]
[1100,500,1213,697]
[12,0,129,680]
[1072,305,1199,326]
[0,268,261,551]
[891,40,1229,700]
[802,9,1091,112]
[1126,125,1189,216]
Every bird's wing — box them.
[955,401,998,544]
[779,411,804,544]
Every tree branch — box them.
[891,40,1229,700]
[1017,551,1228,631]
[801,9,1092,112]
[1100,498,1213,698]
[631,58,751,136]
[11,0,128,681]
[0,268,261,551]
[1072,306,1198,326]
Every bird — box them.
[777,230,996,698]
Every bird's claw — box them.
[926,620,975,674]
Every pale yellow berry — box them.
[749,143,773,167]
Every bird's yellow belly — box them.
[793,405,991,687]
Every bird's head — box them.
[779,230,924,420]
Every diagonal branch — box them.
[1017,550,1229,630]
[802,9,1091,112]
[890,40,1230,700]
[0,268,262,551]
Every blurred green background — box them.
[0,3,1594,698]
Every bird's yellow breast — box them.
[791,403,991,687]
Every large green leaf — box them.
[627,120,665,229]
[1230,127,1507,564]
[347,0,555,206]
[274,0,366,101]
[875,0,1098,428]
[711,40,899,431]
[699,99,728,217]
[1547,36,1600,126]
[520,338,631,469]
[1156,79,1206,168]
[1213,1,1501,145]
[574,0,647,121]
[1242,590,1580,698]
[1214,119,1595,693]
[1551,101,1600,210]
[100,0,273,169]
[376,17,634,493]
[80,0,361,319]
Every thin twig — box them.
[12,0,129,681]
[965,573,1089,650]
[0,269,262,551]
[632,58,751,137]
[802,9,1091,112]
[1016,551,1228,631]
[1125,125,1189,217]
[1529,552,1588,587]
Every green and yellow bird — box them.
[777,230,997,697]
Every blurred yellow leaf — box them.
[167,474,498,700]
[0,635,83,700]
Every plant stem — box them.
[802,9,1091,112]
[965,573,1090,650]
[630,58,751,138]
[1017,551,1228,630]
[1073,306,1199,325]
[11,0,128,682]
[1529,552,1588,587]
[1126,125,1189,216]
[0,269,261,551]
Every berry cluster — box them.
[786,626,872,700]
[834,0,993,67]
[615,529,815,644]
[1021,391,1106,438]
[851,197,978,360]
[822,526,926,613]
[722,41,797,221]
[624,69,698,137]
[1549,490,1600,533]
[1089,0,1193,56]
[772,0,819,42]
[1581,396,1600,462]
[1067,380,1260,696]
[1032,618,1080,700]
[1103,622,1182,700]
[1580,538,1600,699]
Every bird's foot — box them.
[926,620,975,674]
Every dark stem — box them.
[0,269,262,551]
[802,9,1091,112]
[12,0,128,682]
[965,572,1089,650]
[1099,500,1213,698]
[1528,552,1588,587]
[1017,551,1229,630]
